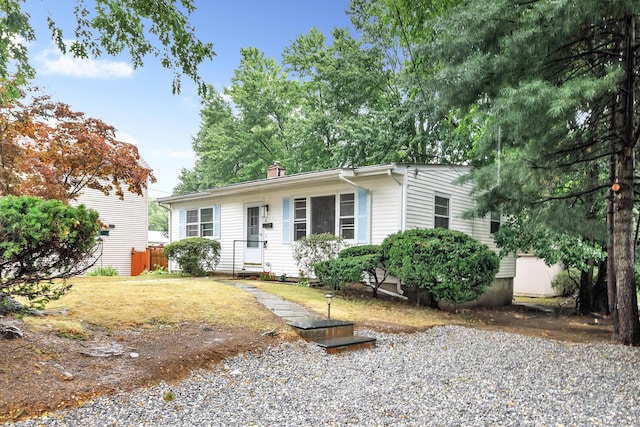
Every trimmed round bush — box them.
[314,257,366,290]
[163,237,220,277]
[381,228,500,304]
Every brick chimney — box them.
[267,161,286,179]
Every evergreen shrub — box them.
[381,228,499,305]
[163,237,220,277]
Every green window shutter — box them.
[357,189,369,244]
[178,209,186,239]
[214,205,221,239]
[282,197,291,244]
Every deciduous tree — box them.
[0,85,155,203]
[1,0,215,99]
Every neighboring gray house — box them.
[74,186,149,276]
[158,163,516,306]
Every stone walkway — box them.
[223,281,319,323]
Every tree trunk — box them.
[612,146,639,345]
[592,258,608,314]
[608,91,619,335]
[578,266,593,315]
[611,15,640,345]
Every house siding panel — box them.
[405,165,473,235]
[473,216,517,279]
[367,176,403,244]
[75,187,148,276]
[404,165,515,280]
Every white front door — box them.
[244,205,262,266]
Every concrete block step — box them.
[313,335,377,354]
[288,319,354,340]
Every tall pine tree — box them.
[418,0,640,344]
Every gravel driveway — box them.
[6,325,640,426]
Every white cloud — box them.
[168,149,195,159]
[115,131,139,146]
[36,44,133,79]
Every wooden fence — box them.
[131,247,168,276]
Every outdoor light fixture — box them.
[325,293,333,320]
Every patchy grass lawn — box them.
[24,276,283,336]
[250,281,460,331]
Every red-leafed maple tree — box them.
[0,84,155,203]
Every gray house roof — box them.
[157,163,469,204]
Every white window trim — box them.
[290,192,357,241]
[184,206,220,239]
[434,193,450,229]
[338,192,355,240]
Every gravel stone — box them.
[5,325,640,426]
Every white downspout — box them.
[387,169,402,186]
[339,171,371,193]
[387,168,405,232]
[379,169,407,300]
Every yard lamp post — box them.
[325,293,333,320]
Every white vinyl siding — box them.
[75,186,148,276]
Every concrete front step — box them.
[288,318,376,354]
[313,335,377,354]
[288,318,354,341]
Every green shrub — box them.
[337,245,389,297]
[551,268,581,296]
[338,245,380,258]
[140,265,171,276]
[292,233,346,277]
[381,228,499,305]
[0,195,101,309]
[86,266,119,276]
[163,238,221,277]
[314,257,365,290]
[259,271,277,281]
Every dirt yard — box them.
[0,301,614,423]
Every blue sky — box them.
[24,1,353,197]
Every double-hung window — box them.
[292,193,356,240]
[186,209,199,237]
[339,193,355,239]
[490,211,501,234]
[200,208,214,237]
[184,207,218,238]
[294,198,307,241]
[434,195,450,229]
